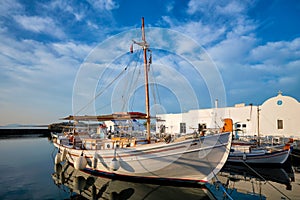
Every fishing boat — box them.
[228,104,291,164]
[227,143,290,164]
[52,17,232,184]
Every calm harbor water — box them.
[0,136,299,199]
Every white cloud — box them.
[187,0,250,16]
[52,42,92,60]
[166,1,175,12]
[179,1,299,105]
[161,16,225,46]
[176,21,226,46]
[210,36,300,104]
[216,1,246,16]
[87,0,119,11]
[250,38,300,66]
[187,0,208,15]
[47,0,86,21]
[163,1,257,48]
[0,0,299,124]
[0,34,93,124]
[0,0,23,17]
[87,20,99,29]
[13,15,65,39]
[209,35,257,65]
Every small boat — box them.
[52,17,233,184]
[227,143,290,164]
[228,103,291,164]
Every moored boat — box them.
[52,17,233,184]
[53,117,232,183]
[228,144,290,164]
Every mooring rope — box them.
[291,153,300,158]
[242,161,291,200]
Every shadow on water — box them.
[291,148,300,172]
[51,151,300,200]
[207,155,300,200]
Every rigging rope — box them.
[74,53,138,115]
[122,49,142,112]
[129,67,142,111]
[149,64,162,116]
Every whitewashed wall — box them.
[156,93,300,138]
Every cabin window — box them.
[242,124,246,128]
[277,119,283,129]
[180,123,186,133]
[236,124,241,128]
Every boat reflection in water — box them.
[207,162,294,199]
[51,150,297,199]
[51,160,211,200]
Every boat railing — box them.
[80,137,138,150]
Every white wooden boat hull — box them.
[54,132,231,183]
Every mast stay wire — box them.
[75,51,141,115]
[149,62,162,117]
[129,65,142,112]
[74,23,140,115]
[121,49,143,112]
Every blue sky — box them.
[0,0,300,125]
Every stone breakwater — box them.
[0,128,51,138]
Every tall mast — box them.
[141,17,151,142]
[257,106,260,146]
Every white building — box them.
[156,92,300,139]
